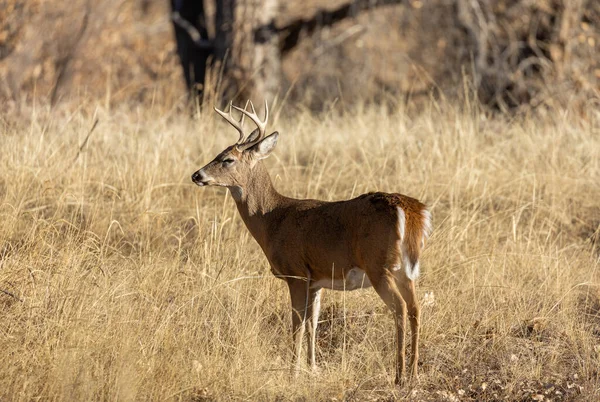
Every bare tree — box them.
[454,0,599,110]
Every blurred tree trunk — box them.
[170,0,212,101]
[171,0,281,105]
[229,0,280,102]
[170,0,400,105]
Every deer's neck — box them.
[230,162,284,240]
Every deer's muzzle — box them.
[191,170,212,186]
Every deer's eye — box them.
[222,159,235,167]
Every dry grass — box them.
[1,101,600,401]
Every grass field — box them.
[1,101,599,401]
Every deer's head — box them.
[192,100,279,189]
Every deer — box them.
[191,100,432,385]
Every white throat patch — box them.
[228,186,244,201]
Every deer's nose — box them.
[192,170,213,186]
[191,170,203,184]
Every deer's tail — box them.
[397,207,432,281]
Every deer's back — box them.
[263,192,427,280]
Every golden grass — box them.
[1,102,599,401]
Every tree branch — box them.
[171,11,214,50]
[256,0,402,55]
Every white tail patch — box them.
[392,260,419,281]
[404,259,420,281]
[397,207,406,241]
[397,206,419,280]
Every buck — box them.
[191,101,432,385]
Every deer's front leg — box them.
[306,288,322,371]
[287,278,313,376]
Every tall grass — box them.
[1,102,599,400]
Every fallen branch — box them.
[0,288,23,303]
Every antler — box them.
[232,100,269,150]
[214,100,250,144]
[214,100,269,149]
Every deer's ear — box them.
[250,132,278,160]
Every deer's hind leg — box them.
[395,275,420,380]
[367,268,407,385]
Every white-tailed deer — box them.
[191,101,432,385]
